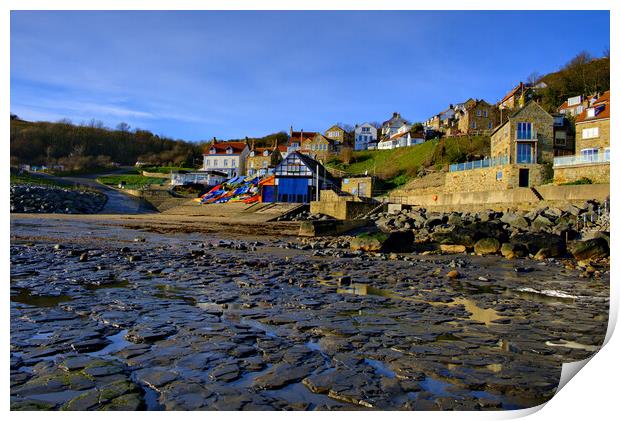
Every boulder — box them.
[500,212,530,229]
[530,215,554,232]
[569,238,609,260]
[440,244,467,254]
[509,233,566,257]
[432,221,507,248]
[350,230,414,253]
[474,238,501,255]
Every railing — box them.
[516,129,538,140]
[449,156,509,172]
[553,153,610,167]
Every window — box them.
[555,132,567,146]
[471,121,477,129]
[587,108,596,118]
[223,159,228,167]
[205,159,210,166]
[483,110,488,118]
[477,110,482,117]
[262,160,268,168]
[567,96,582,107]
[575,106,583,115]
[496,170,503,180]
[604,148,610,161]
[517,122,532,139]
[213,159,218,166]
[581,148,598,161]
[516,143,534,163]
[582,127,599,139]
[488,122,493,129]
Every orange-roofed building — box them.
[553,91,610,184]
[202,138,250,177]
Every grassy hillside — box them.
[327,136,490,190]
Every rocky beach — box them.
[10,211,610,411]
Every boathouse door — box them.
[518,169,529,187]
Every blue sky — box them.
[11,10,610,141]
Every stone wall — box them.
[442,164,549,194]
[142,171,171,179]
[388,184,609,213]
[553,163,610,184]
[310,199,378,220]
[341,176,374,198]
[575,119,610,152]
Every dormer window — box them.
[587,108,596,118]
[263,150,269,156]
[226,147,233,154]
[250,151,255,157]
[209,148,216,154]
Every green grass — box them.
[560,177,593,186]
[10,173,70,188]
[326,136,490,192]
[140,166,195,173]
[97,175,167,189]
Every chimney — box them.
[393,112,398,119]
[212,136,217,144]
[290,126,293,137]
[449,104,453,109]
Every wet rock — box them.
[510,233,565,257]
[474,238,500,255]
[569,238,609,260]
[125,323,177,344]
[252,363,316,390]
[440,244,466,253]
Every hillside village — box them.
[168,78,609,213]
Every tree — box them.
[10,113,18,120]
[116,122,131,132]
[339,146,353,165]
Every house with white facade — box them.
[381,112,410,140]
[354,123,378,151]
[202,138,250,177]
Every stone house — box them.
[287,128,318,156]
[301,133,336,161]
[246,141,283,177]
[574,90,610,156]
[490,101,555,165]
[353,123,378,151]
[324,125,352,150]
[202,138,250,178]
[455,99,499,135]
[553,91,610,184]
[558,94,596,117]
[489,101,554,187]
[498,82,534,110]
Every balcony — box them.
[449,156,508,172]
[553,152,610,168]
[515,128,538,141]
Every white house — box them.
[381,112,410,139]
[354,123,378,151]
[202,139,250,177]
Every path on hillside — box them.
[40,168,156,214]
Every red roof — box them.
[288,131,318,145]
[277,144,288,152]
[500,83,524,104]
[204,141,247,155]
[575,91,610,123]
